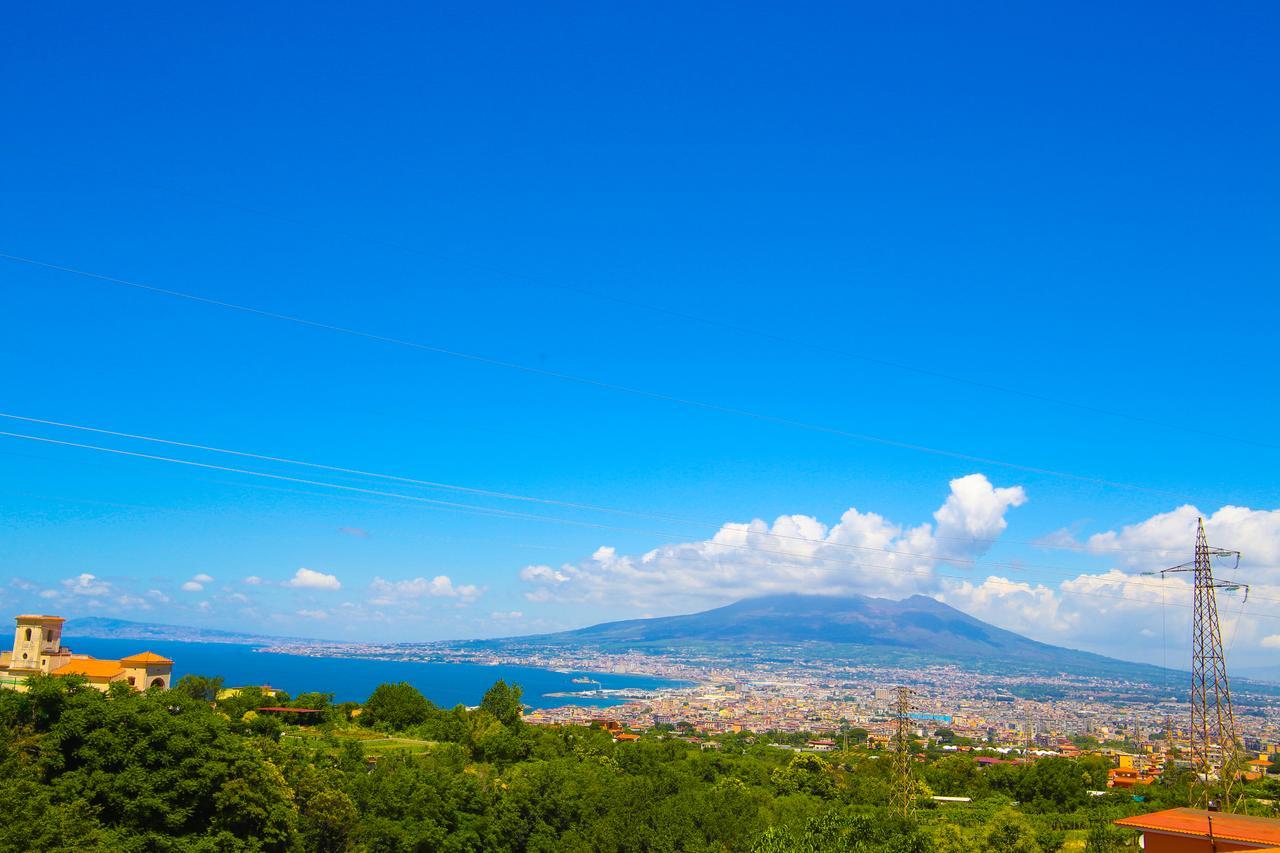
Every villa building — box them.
[0,614,173,692]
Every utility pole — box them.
[890,686,913,817]
[1131,716,1144,772]
[1024,707,1035,756]
[1160,518,1246,811]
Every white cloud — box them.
[932,475,1027,549]
[938,569,1202,649]
[512,482,1280,666]
[490,610,523,621]
[296,609,329,619]
[968,503,1276,664]
[936,566,1270,666]
[179,572,216,592]
[285,568,342,591]
[62,573,111,597]
[1084,504,1280,578]
[147,589,170,603]
[369,575,482,604]
[520,474,1027,609]
[244,576,263,585]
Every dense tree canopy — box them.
[0,672,1215,851]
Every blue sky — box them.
[1,3,1277,665]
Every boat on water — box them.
[571,676,601,685]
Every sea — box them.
[63,636,684,709]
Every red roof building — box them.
[1115,808,1280,852]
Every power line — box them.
[0,427,1276,621]
[98,179,1279,452]
[0,411,1244,596]
[0,251,1200,501]
[0,408,1198,558]
[0,411,700,526]
[0,407,1206,563]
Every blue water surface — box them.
[63,637,682,708]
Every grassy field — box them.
[283,726,437,756]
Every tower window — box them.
[23,628,31,642]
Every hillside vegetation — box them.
[2,673,1274,851]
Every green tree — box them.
[771,752,837,799]
[1077,754,1110,790]
[928,753,985,797]
[290,691,334,710]
[302,788,357,853]
[983,808,1042,853]
[933,824,973,853]
[480,680,524,728]
[752,811,931,853]
[174,673,225,703]
[361,682,435,731]
[1085,821,1135,851]
[218,685,271,719]
[1016,757,1088,812]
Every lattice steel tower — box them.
[890,686,914,816]
[1160,518,1246,810]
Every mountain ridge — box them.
[510,592,1170,679]
[63,616,310,646]
[62,596,1204,684]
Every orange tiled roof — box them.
[52,658,124,679]
[1116,808,1280,844]
[118,651,174,665]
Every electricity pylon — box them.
[1023,707,1035,755]
[1160,518,1246,811]
[890,686,914,816]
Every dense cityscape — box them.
[266,636,1280,759]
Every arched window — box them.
[150,677,165,689]
[23,628,31,642]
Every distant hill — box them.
[63,596,1192,685]
[514,592,1171,680]
[63,617,304,646]
[1237,664,1280,685]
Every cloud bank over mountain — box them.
[521,474,1027,607]
[11,472,1280,662]
[521,476,1280,666]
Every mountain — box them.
[63,617,306,646]
[518,593,1165,679]
[1236,664,1280,685]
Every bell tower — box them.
[11,615,65,673]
